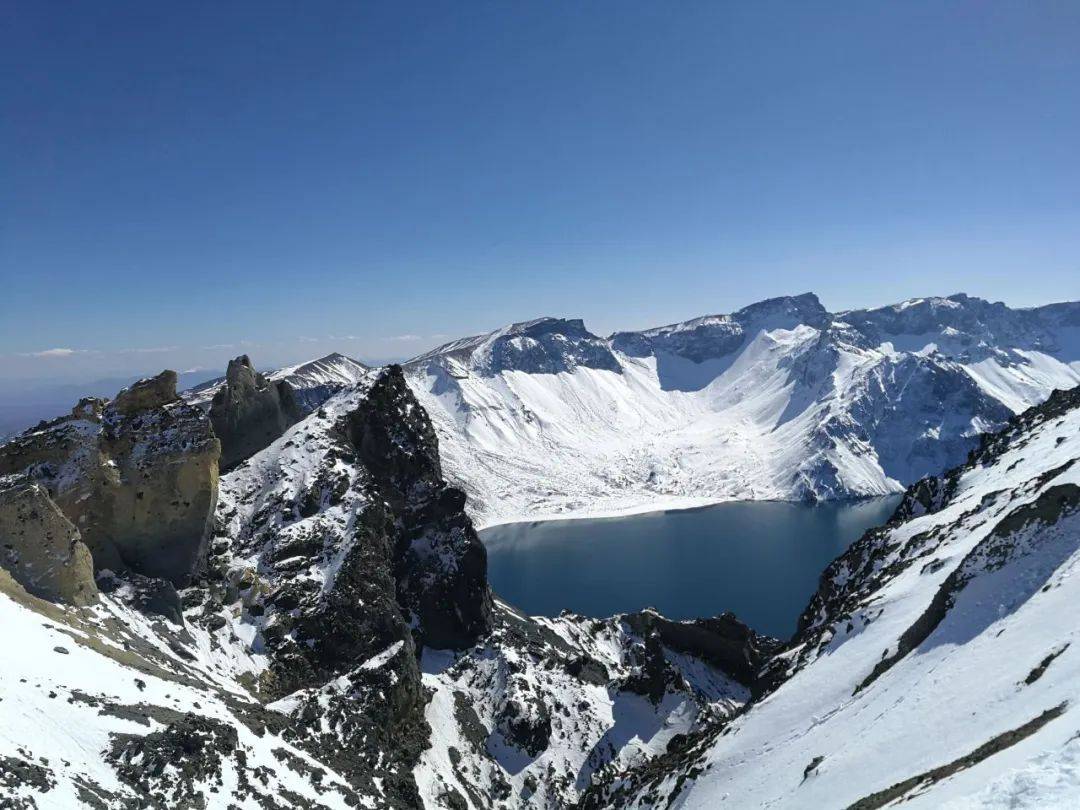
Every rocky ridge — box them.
[0,370,220,586]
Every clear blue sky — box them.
[3,1,1079,385]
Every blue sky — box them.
[2,1,1079,386]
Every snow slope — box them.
[0,570,361,808]
[404,294,1080,527]
[590,386,1080,809]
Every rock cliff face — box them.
[345,365,492,649]
[194,365,493,803]
[0,370,220,587]
[210,355,302,469]
[0,479,97,605]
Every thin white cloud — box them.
[20,347,80,358]
[386,334,423,342]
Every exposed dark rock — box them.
[565,655,610,686]
[346,364,493,650]
[624,610,782,694]
[108,714,239,808]
[210,366,495,803]
[1024,644,1070,686]
[803,755,825,781]
[0,755,56,807]
[210,355,302,469]
[497,695,552,756]
[97,570,184,625]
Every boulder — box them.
[0,479,97,605]
[210,355,301,469]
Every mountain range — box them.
[1,291,1079,808]
[402,293,1079,526]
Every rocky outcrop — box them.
[0,370,221,588]
[193,365,492,804]
[623,610,782,695]
[347,364,493,649]
[210,355,302,469]
[111,370,180,414]
[0,479,97,605]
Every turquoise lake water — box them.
[481,496,901,639]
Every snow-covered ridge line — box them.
[174,292,1079,529]
[401,292,1080,527]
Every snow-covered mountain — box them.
[266,352,371,412]
[404,294,1080,527]
[2,347,1080,808]
[585,385,1080,810]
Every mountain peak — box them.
[473,316,619,376]
[732,292,828,326]
[494,317,594,339]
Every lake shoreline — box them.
[476,491,905,535]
